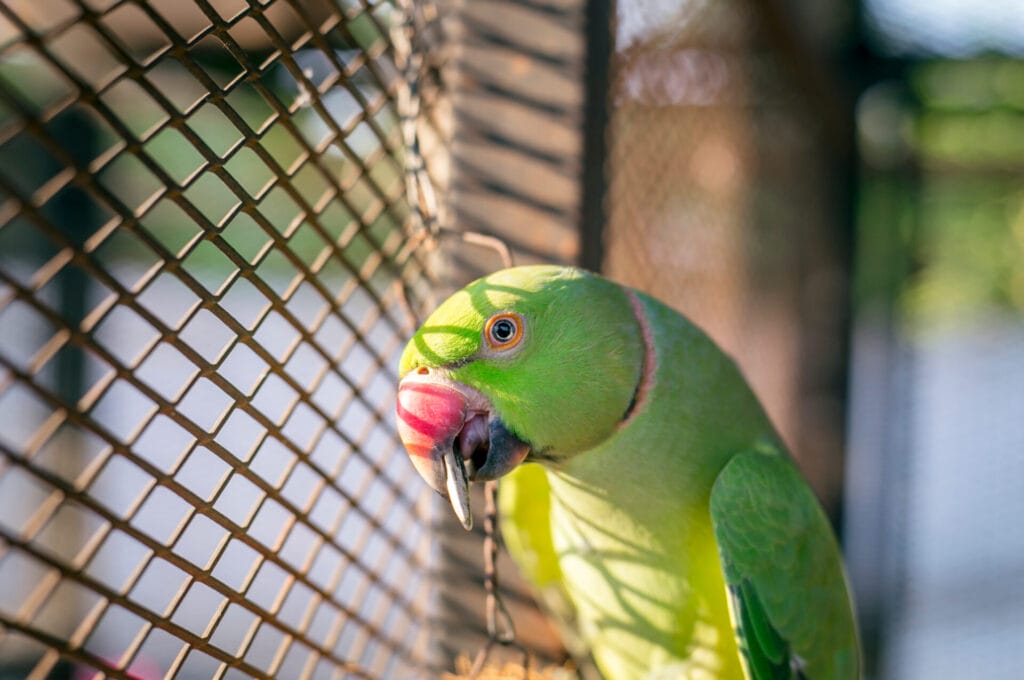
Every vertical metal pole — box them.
[39,108,96,680]
[836,5,917,671]
[47,111,92,406]
[578,0,614,273]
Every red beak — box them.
[396,376,473,528]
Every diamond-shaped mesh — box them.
[605,0,852,507]
[0,1,449,677]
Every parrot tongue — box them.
[395,377,474,529]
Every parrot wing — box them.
[709,446,860,680]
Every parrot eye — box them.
[484,312,523,350]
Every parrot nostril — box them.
[416,366,429,375]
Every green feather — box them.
[739,579,788,666]
[732,582,789,680]
[401,265,642,456]
[711,448,860,679]
[399,266,861,680]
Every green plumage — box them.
[399,265,860,679]
[711,448,859,679]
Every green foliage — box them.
[911,58,1024,112]
[857,57,1024,327]
[904,178,1024,322]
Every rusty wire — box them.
[466,481,527,680]
[390,5,524,676]
[0,0,450,677]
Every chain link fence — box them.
[0,0,450,677]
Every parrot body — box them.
[396,266,860,680]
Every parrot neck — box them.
[552,288,779,504]
[617,287,656,429]
[541,290,778,679]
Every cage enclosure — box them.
[0,0,858,678]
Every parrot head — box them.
[395,265,644,529]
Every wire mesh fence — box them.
[604,0,853,510]
[0,0,864,677]
[0,0,450,677]
[427,0,593,673]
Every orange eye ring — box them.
[484,312,524,351]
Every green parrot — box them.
[395,265,860,680]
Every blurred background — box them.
[0,0,1021,679]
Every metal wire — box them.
[604,0,852,506]
[466,481,526,680]
[0,0,449,677]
